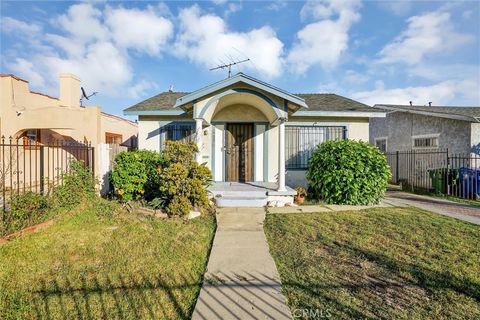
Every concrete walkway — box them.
[267,192,480,225]
[386,191,480,225]
[192,208,291,320]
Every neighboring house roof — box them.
[374,104,480,123]
[124,90,384,118]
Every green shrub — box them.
[306,140,391,205]
[51,160,96,208]
[110,150,165,200]
[2,192,51,236]
[158,141,212,216]
[1,160,97,237]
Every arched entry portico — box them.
[192,89,288,190]
[172,73,307,192]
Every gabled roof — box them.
[123,74,384,118]
[124,92,187,115]
[124,91,384,117]
[174,72,308,109]
[374,104,480,123]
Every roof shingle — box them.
[124,92,382,114]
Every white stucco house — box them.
[124,73,385,206]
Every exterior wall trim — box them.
[293,111,385,118]
[124,110,186,116]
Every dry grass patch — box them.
[265,207,480,319]
[0,198,215,319]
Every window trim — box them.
[160,121,195,149]
[105,132,123,145]
[22,129,41,150]
[285,125,347,170]
[412,133,440,149]
[374,137,388,153]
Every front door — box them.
[225,123,254,182]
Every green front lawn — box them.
[0,199,215,319]
[265,208,480,319]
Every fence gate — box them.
[385,149,480,200]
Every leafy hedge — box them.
[110,141,212,216]
[110,150,165,201]
[306,140,391,205]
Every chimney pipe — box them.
[409,101,413,106]
[428,102,432,107]
[59,73,81,108]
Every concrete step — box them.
[210,190,267,198]
[215,196,268,208]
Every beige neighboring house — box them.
[0,73,137,195]
[124,73,385,206]
[0,73,137,148]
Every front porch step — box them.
[210,190,267,198]
[215,196,268,208]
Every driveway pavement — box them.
[385,191,480,225]
[192,208,291,320]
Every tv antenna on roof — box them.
[80,87,98,106]
[210,58,250,78]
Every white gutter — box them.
[123,110,186,116]
[292,111,386,118]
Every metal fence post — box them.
[91,145,95,178]
[396,151,399,184]
[39,145,45,195]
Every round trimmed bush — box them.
[306,140,391,205]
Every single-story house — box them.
[124,73,385,206]
[370,104,480,155]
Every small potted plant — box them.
[294,186,307,204]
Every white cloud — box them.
[378,11,474,65]
[266,1,288,11]
[288,0,361,73]
[174,5,284,78]
[8,58,47,88]
[351,79,479,106]
[224,2,242,18]
[4,3,173,97]
[105,6,173,55]
[378,1,412,16]
[344,69,369,84]
[1,17,41,35]
[211,0,228,5]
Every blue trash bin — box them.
[459,167,480,198]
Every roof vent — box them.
[428,102,432,107]
[409,101,413,106]
[169,84,174,92]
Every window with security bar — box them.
[161,122,194,148]
[413,136,439,149]
[285,126,347,169]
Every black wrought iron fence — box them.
[385,149,480,200]
[1,136,95,211]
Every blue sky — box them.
[1,0,479,117]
